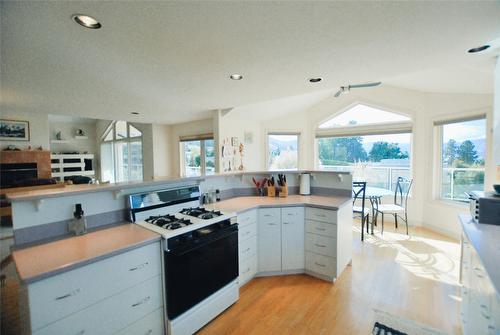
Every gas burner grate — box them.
[180,207,223,219]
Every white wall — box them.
[152,124,172,178]
[226,85,493,238]
[49,119,98,154]
[0,110,49,150]
[494,56,500,181]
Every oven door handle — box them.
[167,228,238,256]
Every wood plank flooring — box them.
[198,224,462,335]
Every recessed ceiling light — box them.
[72,14,102,29]
[468,45,490,53]
[309,77,322,83]
[229,74,243,80]
[131,112,139,115]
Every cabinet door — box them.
[282,207,305,271]
[258,208,281,272]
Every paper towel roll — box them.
[299,173,311,195]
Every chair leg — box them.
[370,214,374,235]
[381,213,384,235]
[366,215,369,234]
[394,214,398,229]
[405,212,409,235]
[361,215,364,241]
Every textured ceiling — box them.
[1,1,499,124]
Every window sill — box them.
[430,199,468,210]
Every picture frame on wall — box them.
[0,119,30,141]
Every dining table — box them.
[363,186,393,233]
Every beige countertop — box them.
[205,195,351,213]
[12,224,161,284]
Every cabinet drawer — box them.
[282,207,304,223]
[239,235,257,262]
[305,233,336,257]
[306,207,337,224]
[115,308,164,335]
[306,220,337,238]
[238,210,257,226]
[29,242,161,331]
[305,252,335,278]
[258,208,281,224]
[239,255,257,286]
[239,221,257,241]
[34,275,163,335]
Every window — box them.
[316,104,413,191]
[437,117,486,202]
[268,133,299,170]
[100,121,143,183]
[180,136,215,177]
[317,133,412,190]
[319,104,410,129]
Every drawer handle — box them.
[264,214,272,217]
[55,288,81,300]
[473,267,484,278]
[245,247,251,252]
[244,231,251,235]
[315,227,326,231]
[316,214,327,218]
[132,296,151,307]
[315,262,326,267]
[144,330,153,335]
[283,222,290,225]
[314,243,326,248]
[75,330,85,335]
[129,262,149,271]
[287,213,294,216]
[480,304,490,319]
[268,223,277,225]
[242,267,251,274]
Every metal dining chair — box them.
[374,177,413,235]
[352,181,370,241]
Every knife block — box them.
[279,183,288,198]
[267,186,276,197]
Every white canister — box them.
[299,173,311,195]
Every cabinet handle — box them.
[480,304,490,319]
[264,214,272,217]
[268,223,277,225]
[283,222,290,225]
[242,267,251,274]
[244,231,251,235]
[129,262,149,271]
[315,227,326,231]
[55,288,81,300]
[316,214,327,218]
[287,213,294,216]
[315,262,326,267]
[144,330,153,335]
[74,330,85,335]
[245,247,250,252]
[473,267,484,278]
[314,243,326,248]
[132,296,151,307]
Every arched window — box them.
[100,121,143,183]
[316,104,413,191]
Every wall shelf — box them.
[50,139,69,144]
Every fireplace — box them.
[1,163,38,188]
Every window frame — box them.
[179,135,214,177]
[433,114,487,204]
[266,132,301,171]
[100,121,144,183]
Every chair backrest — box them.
[394,177,413,209]
[352,181,367,210]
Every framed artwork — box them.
[0,119,30,141]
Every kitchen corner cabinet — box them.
[460,234,500,335]
[238,209,258,287]
[25,242,164,335]
[257,207,305,274]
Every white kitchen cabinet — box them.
[238,209,258,287]
[115,308,165,335]
[26,242,164,334]
[258,208,282,273]
[34,276,163,335]
[282,207,305,271]
[460,233,500,335]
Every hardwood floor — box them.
[199,223,462,335]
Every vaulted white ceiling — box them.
[1,1,499,124]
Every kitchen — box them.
[1,1,500,335]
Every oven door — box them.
[165,226,238,319]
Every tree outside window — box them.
[440,118,485,202]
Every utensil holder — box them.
[279,183,288,197]
[267,186,276,197]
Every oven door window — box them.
[165,229,238,319]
